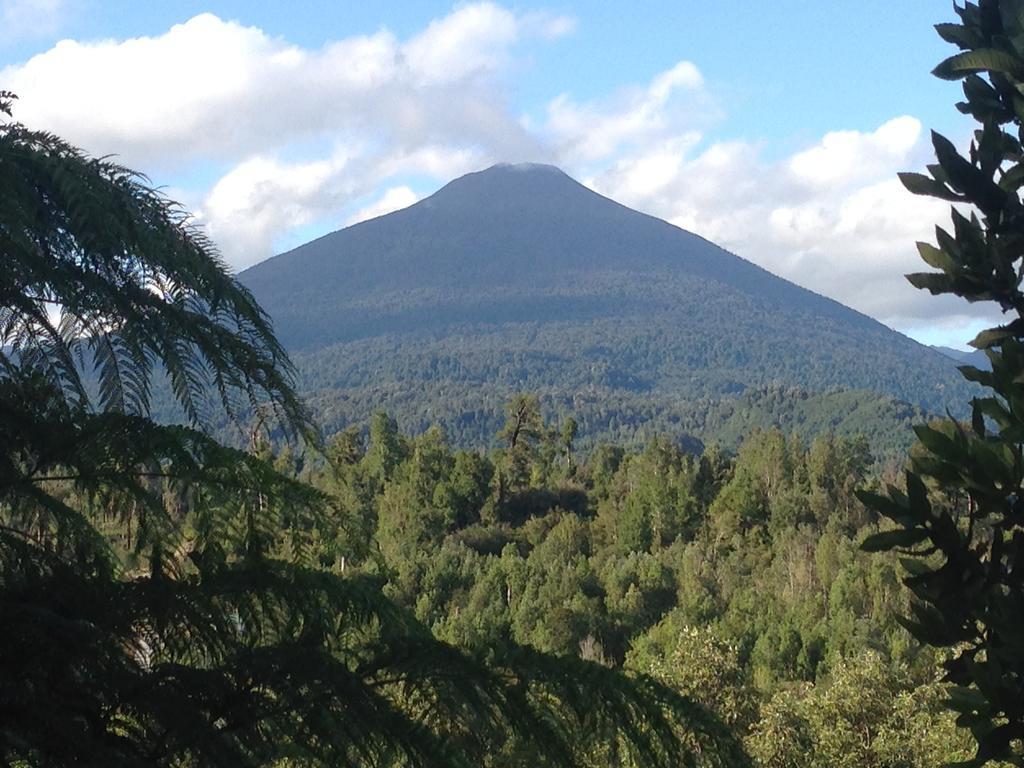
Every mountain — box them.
[931,345,990,369]
[239,163,970,450]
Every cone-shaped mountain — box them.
[240,163,969,444]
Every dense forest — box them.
[300,380,931,460]
[255,401,979,766]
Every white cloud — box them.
[404,3,514,85]
[545,59,712,164]
[1,7,549,169]
[0,0,65,45]
[199,152,354,270]
[649,61,704,99]
[543,62,970,337]
[348,186,419,226]
[404,3,574,87]
[375,145,484,180]
[5,14,285,162]
[583,133,700,203]
[789,116,922,187]
[522,11,577,39]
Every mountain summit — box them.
[240,163,968,444]
[241,162,875,348]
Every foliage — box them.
[305,402,984,766]
[627,618,756,729]
[0,96,739,767]
[0,91,307,434]
[747,653,974,768]
[858,1,1024,764]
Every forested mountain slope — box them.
[240,163,969,446]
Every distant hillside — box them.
[301,380,926,459]
[930,345,990,369]
[240,163,970,449]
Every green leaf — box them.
[946,686,990,715]
[899,171,964,201]
[917,241,958,271]
[959,365,993,384]
[899,557,934,577]
[861,527,929,552]
[977,724,1020,762]
[971,399,987,436]
[935,22,981,49]
[998,161,1024,190]
[963,72,1003,107]
[933,48,1024,81]
[907,272,954,293]
[856,489,909,522]
[932,130,1008,211]
[914,424,958,458]
[1000,0,1024,40]
[971,326,1012,348]
[905,471,932,519]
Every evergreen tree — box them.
[561,416,579,474]
[499,394,545,494]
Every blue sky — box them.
[0,1,995,347]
